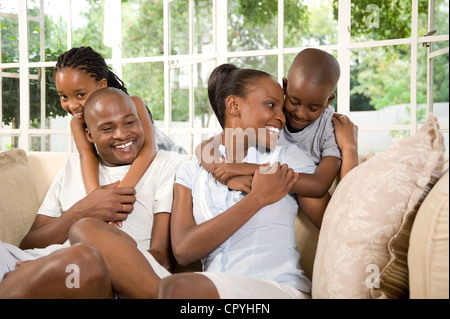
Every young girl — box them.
[54,46,184,194]
[157,64,317,299]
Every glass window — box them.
[122,0,164,58]
[0,0,448,154]
[228,0,278,51]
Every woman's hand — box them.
[250,162,299,207]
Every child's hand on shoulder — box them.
[332,113,358,152]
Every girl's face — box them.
[234,77,285,150]
[55,68,107,122]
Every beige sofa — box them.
[0,117,448,298]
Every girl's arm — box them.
[118,96,157,188]
[171,163,298,266]
[71,117,99,193]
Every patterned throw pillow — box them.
[312,115,446,299]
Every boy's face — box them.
[85,93,145,167]
[283,74,336,132]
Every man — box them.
[0,87,183,298]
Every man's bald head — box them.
[83,87,134,130]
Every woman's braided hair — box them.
[54,46,128,94]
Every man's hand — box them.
[70,181,136,223]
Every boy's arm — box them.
[195,134,259,185]
[71,117,99,193]
[297,192,331,229]
[332,113,359,179]
[118,96,157,188]
[290,156,341,198]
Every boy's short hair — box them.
[288,48,340,88]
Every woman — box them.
[157,64,317,299]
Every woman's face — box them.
[235,77,285,150]
[55,68,107,122]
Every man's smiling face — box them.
[84,88,145,167]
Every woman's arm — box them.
[71,117,99,193]
[171,163,299,266]
[118,96,157,188]
[148,212,175,272]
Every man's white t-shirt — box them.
[36,150,183,254]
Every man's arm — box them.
[20,182,136,250]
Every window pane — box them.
[2,74,19,128]
[1,14,19,63]
[170,65,189,123]
[122,0,164,58]
[194,60,215,129]
[194,0,213,54]
[229,55,278,77]
[170,1,189,55]
[435,0,449,36]
[71,0,111,59]
[30,133,69,152]
[432,51,449,134]
[43,0,68,61]
[123,62,164,121]
[1,135,19,151]
[357,130,411,154]
[350,45,411,116]
[350,1,424,43]
[228,0,277,51]
[285,0,337,48]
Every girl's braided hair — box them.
[55,46,128,94]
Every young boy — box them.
[196,49,358,228]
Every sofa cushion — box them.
[408,169,449,299]
[312,115,446,299]
[0,149,39,247]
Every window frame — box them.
[0,0,448,154]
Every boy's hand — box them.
[213,160,239,184]
[332,113,358,153]
[226,175,253,193]
[250,162,299,207]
